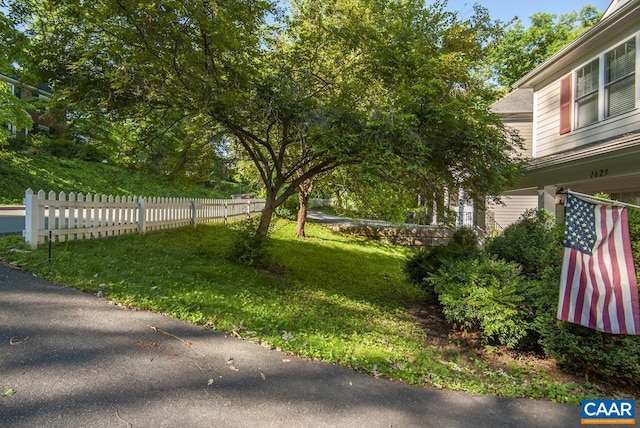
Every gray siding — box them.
[488,190,538,230]
[533,27,640,159]
[502,119,533,158]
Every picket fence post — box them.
[138,197,146,234]
[24,188,40,248]
[191,199,197,228]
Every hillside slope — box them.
[0,152,244,204]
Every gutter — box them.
[514,1,640,88]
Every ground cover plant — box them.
[0,151,243,204]
[0,219,623,404]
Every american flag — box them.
[557,192,640,334]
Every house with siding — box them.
[1,73,62,136]
[489,0,640,229]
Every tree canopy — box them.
[487,5,601,88]
[0,8,33,146]
[5,0,524,237]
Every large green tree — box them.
[0,8,33,146]
[7,0,524,238]
[487,5,601,88]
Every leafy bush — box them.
[483,205,640,384]
[422,205,640,383]
[485,209,558,280]
[6,133,30,152]
[226,217,272,268]
[275,195,299,221]
[532,260,640,385]
[430,255,531,348]
[404,227,479,297]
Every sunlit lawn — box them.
[0,219,592,403]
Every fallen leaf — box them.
[3,389,15,397]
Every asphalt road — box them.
[0,262,584,428]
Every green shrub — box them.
[30,134,68,157]
[430,255,531,348]
[226,217,272,268]
[536,311,640,384]
[404,227,479,297]
[421,204,640,384]
[6,133,30,152]
[532,261,640,385]
[486,209,558,280]
[275,195,300,221]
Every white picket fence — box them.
[23,189,266,248]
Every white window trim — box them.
[570,32,639,131]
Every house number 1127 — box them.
[590,169,608,178]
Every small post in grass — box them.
[48,230,52,263]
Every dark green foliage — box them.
[450,226,480,249]
[33,134,80,159]
[485,209,558,279]
[6,133,30,152]
[421,206,640,385]
[627,207,640,269]
[536,312,640,383]
[227,217,272,268]
[532,257,640,385]
[275,195,300,221]
[404,227,479,297]
[430,255,530,348]
[0,151,242,205]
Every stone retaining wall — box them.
[327,223,455,247]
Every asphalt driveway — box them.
[0,262,582,427]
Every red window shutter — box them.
[559,74,572,135]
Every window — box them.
[606,38,635,117]
[560,37,638,134]
[33,124,50,135]
[575,59,599,129]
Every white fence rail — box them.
[23,189,266,248]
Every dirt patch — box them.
[407,301,640,399]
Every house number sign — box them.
[590,168,609,179]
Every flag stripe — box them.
[619,208,640,334]
[605,206,620,333]
[558,193,640,335]
[558,249,575,321]
[597,205,613,332]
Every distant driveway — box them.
[0,205,24,236]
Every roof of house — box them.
[603,0,634,19]
[514,0,640,88]
[0,73,53,96]
[490,88,533,115]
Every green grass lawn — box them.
[0,219,598,403]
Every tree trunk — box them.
[256,200,276,238]
[296,181,313,238]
